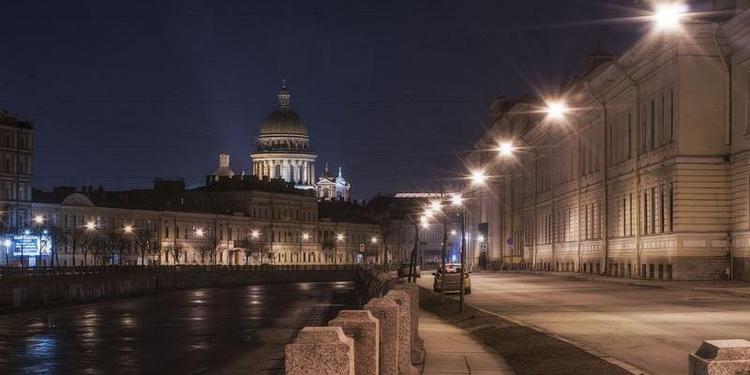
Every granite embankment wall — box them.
[0,265,359,313]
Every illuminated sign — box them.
[8,235,52,256]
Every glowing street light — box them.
[653,2,687,31]
[250,230,260,239]
[33,215,45,225]
[429,200,442,212]
[85,221,97,231]
[477,234,486,243]
[195,228,205,238]
[470,169,487,185]
[545,100,569,120]
[123,225,134,234]
[498,141,515,157]
[370,236,378,244]
[450,229,457,236]
[302,232,310,241]
[336,233,345,241]
[451,193,464,207]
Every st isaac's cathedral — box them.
[250,81,351,201]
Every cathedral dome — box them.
[259,81,308,136]
[260,109,308,136]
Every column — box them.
[302,161,308,185]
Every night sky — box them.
[0,0,650,199]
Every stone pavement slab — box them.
[420,309,513,374]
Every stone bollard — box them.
[329,310,380,375]
[689,339,750,375]
[393,283,424,365]
[385,290,418,374]
[364,298,400,375]
[285,326,355,375]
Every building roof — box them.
[0,110,33,129]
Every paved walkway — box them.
[418,272,750,375]
[420,309,514,375]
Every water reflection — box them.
[0,281,356,374]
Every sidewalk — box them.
[419,309,514,375]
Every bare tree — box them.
[80,231,102,266]
[133,227,156,266]
[45,225,67,267]
[67,227,84,267]
[165,242,184,265]
[104,229,131,265]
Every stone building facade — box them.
[0,111,33,232]
[24,185,382,267]
[465,4,750,280]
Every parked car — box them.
[432,263,471,294]
[397,262,421,278]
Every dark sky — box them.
[0,0,649,199]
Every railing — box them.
[0,264,361,280]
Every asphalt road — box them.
[0,281,356,375]
[418,272,750,375]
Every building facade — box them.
[317,164,352,201]
[0,111,33,233]
[19,186,383,267]
[465,4,750,280]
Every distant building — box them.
[0,111,33,233]
[317,164,351,201]
[250,81,317,190]
[250,81,352,200]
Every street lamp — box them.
[195,228,205,238]
[653,2,687,31]
[85,221,97,231]
[3,238,10,268]
[497,141,515,157]
[451,193,464,207]
[336,233,344,264]
[544,100,569,121]
[123,225,134,234]
[300,232,309,264]
[33,215,45,225]
[470,169,487,186]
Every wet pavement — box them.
[0,281,357,375]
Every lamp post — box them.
[32,215,45,267]
[250,229,260,264]
[4,239,10,268]
[336,233,344,265]
[301,232,309,264]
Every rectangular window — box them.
[629,193,634,236]
[622,196,627,237]
[669,184,674,232]
[643,190,648,234]
[651,187,657,234]
[650,99,656,150]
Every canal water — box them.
[0,281,358,374]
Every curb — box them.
[419,286,651,375]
